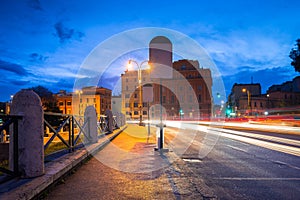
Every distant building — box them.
[228,83,267,116]
[266,76,300,113]
[56,86,112,118]
[112,95,122,113]
[0,102,10,114]
[56,90,73,114]
[121,36,212,120]
[121,59,212,120]
[268,76,300,93]
[227,76,300,116]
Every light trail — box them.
[165,120,300,157]
[212,128,300,147]
[216,130,300,157]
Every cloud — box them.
[192,27,292,76]
[29,53,48,62]
[27,0,43,11]
[0,59,29,76]
[98,75,121,90]
[10,80,31,86]
[54,21,84,43]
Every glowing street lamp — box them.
[75,90,83,116]
[127,59,150,126]
[242,88,251,114]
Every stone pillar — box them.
[105,109,113,133]
[84,106,98,144]
[9,89,44,178]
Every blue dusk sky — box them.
[0,0,300,102]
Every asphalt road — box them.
[44,124,215,200]
[165,124,300,200]
[44,122,300,200]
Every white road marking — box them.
[213,177,300,181]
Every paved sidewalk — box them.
[0,126,126,200]
[44,124,216,200]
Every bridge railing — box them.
[0,114,22,178]
[0,90,126,180]
[44,113,91,155]
[43,111,122,157]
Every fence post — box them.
[105,109,113,133]
[9,89,44,178]
[84,106,98,144]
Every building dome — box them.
[149,36,172,44]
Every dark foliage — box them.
[289,39,300,73]
[29,85,60,113]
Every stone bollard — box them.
[105,109,113,133]
[84,106,98,144]
[9,89,44,178]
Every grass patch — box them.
[0,159,9,176]
[45,138,84,156]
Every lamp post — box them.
[242,88,251,115]
[75,90,82,116]
[127,59,150,126]
[266,94,270,109]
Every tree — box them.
[289,39,300,72]
[29,85,60,112]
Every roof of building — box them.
[149,36,172,44]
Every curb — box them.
[0,125,127,200]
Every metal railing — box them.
[44,113,91,154]
[0,111,123,178]
[44,113,120,158]
[0,114,22,177]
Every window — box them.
[134,93,138,98]
[67,101,71,106]
[125,94,130,98]
[134,103,138,107]
[198,85,202,91]
[143,111,147,115]
[59,101,64,106]
[125,103,130,108]
[143,102,147,107]
[181,96,184,102]
[86,98,89,103]
[171,95,175,103]
[181,65,186,70]
[198,94,201,102]
[254,102,257,107]
[94,98,96,103]
[162,96,166,103]
[260,102,263,108]
[134,111,139,115]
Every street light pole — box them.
[128,60,150,126]
[76,90,82,116]
[242,88,251,115]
